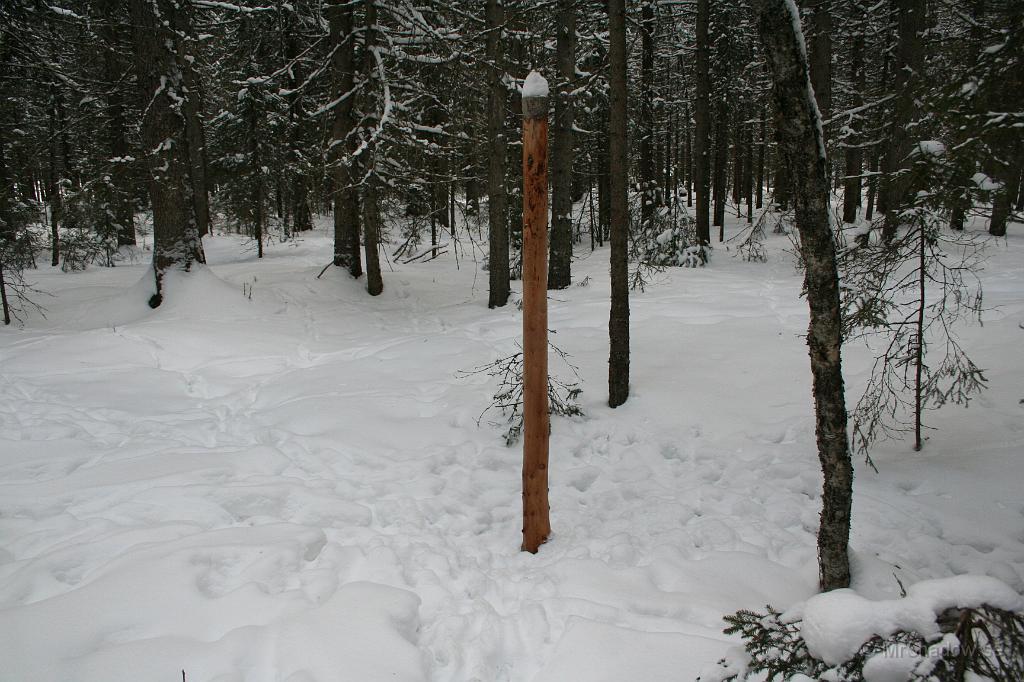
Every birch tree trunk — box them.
[753,0,853,591]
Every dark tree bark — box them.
[756,108,766,209]
[46,87,64,268]
[988,162,1017,237]
[774,125,792,210]
[171,6,211,239]
[882,0,927,242]
[328,0,362,277]
[0,128,10,320]
[99,0,136,247]
[744,116,754,223]
[807,0,832,141]
[865,149,880,221]
[842,1,866,224]
[608,0,630,408]
[694,0,712,246]
[283,28,312,233]
[0,92,16,321]
[597,115,610,243]
[129,0,206,306]
[247,95,264,259]
[0,263,9,326]
[712,100,729,237]
[548,0,575,290]
[362,183,384,296]
[732,119,743,210]
[1016,165,1024,211]
[487,0,510,308]
[638,0,656,235]
[685,96,693,207]
[754,0,853,592]
[361,0,384,296]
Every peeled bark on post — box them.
[521,72,551,554]
[754,0,853,592]
[608,0,630,408]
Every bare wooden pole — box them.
[521,72,551,554]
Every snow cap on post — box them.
[522,71,548,119]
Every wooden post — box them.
[521,71,551,554]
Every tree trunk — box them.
[754,0,853,592]
[248,97,264,259]
[989,182,1012,237]
[47,86,64,268]
[0,262,9,326]
[99,0,137,247]
[172,5,212,239]
[744,117,754,223]
[694,0,712,246]
[0,114,12,323]
[807,0,832,144]
[732,119,743,211]
[487,0,510,308]
[882,0,926,242]
[865,149,879,221]
[597,134,609,245]
[1016,164,1024,211]
[684,94,693,208]
[129,0,205,306]
[756,109,766,209]
[362,184,384,296]
[842,2,866,224]
[608,0,630,408]
[712,100,729,237]
[361,0,384,295]
[548,0,575,290]
[638,0,656,237]
[328,0,362,276]
[284,29,313,233]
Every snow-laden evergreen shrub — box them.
[633,204,705,268]
[61,182,121,269]
[700,580,1024,682]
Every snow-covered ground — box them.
[1,215,1022,681]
